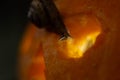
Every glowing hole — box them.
[57,14,101,58]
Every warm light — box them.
[58,31,100,58]
[57,15,102,58]
[19,14,102,80]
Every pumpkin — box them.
[18,0,120,80]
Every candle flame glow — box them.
[57,31,100,58]
[57,15,102,58]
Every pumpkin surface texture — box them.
[18,0,120,80]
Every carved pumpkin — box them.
[18,0,120,80]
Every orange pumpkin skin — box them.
[18,15,101,80]
[18,24,46,80]
[18,0,120,80]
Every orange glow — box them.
[19,14,101,80]
[58,32,100,58]
[18,24,46,80]
[57,14,101,58]
[19,23,37,55]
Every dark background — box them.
[0,0,31,79]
